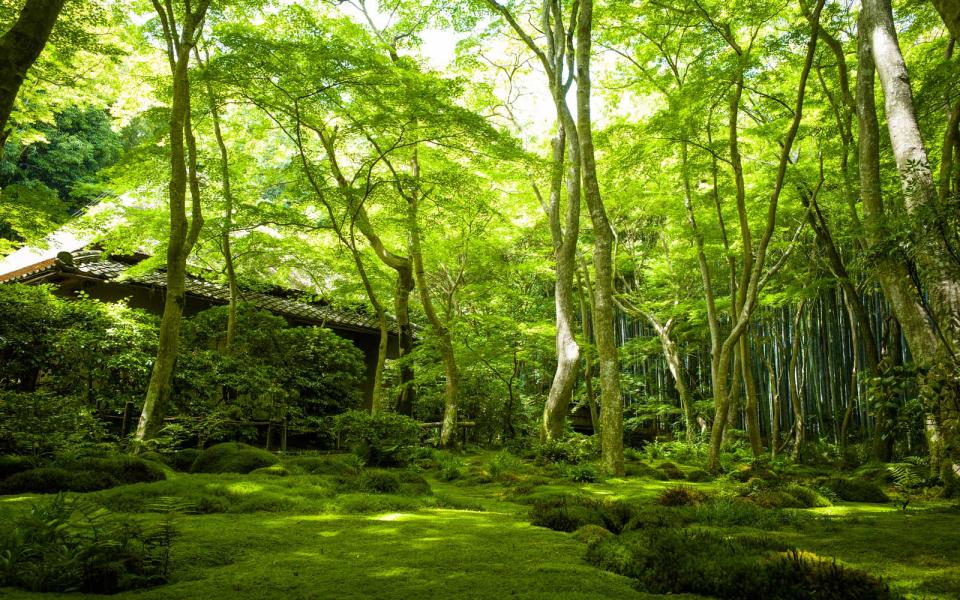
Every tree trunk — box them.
[740,331,763,456]
[542,129,581,440]
[577,0,623,476]
[0,0,65,148]
[406,151,460,446]
[395,268,416,416]
[577,264,600,436]
[789,302,806,462]
[136,1,211,443]
[857,4,950,467]
[866,0,960,362]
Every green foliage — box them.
[566,463,601,483]
[572,524,614,545]
[586,528,896,599]
[529,494,639,534]
[190,443,279,474]
[535,433,599,465]
[334,410,421,467]
[0,493,176,594]
[358,469,401,494]
[658,461,686,480]
[0,391,107,457]
[0,454,165,494]
[0,105,122,202]
[822,478,891,503]
[657,486,709,507]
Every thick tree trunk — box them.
[0,0,65,147]
[542,130,581,440]
[649,317,695,445]
[577,0,623,476]
[406,152,460,446]
[577,264,600,435]
[789,302,806,462]
[866,0,960,361]
[740,331,763,456]
[136,1,211,443]
[394,269,416,416]
[857,4,951,468]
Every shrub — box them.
[822,477,890,503]
[397,471,432,495]
[782,484,832,508]
[685,468,711,482]
[250,464,291,476]
[359,469,402,494]
[0,493,177,594]
[573,524,614,545]
[434,452,465,481]
[334,410,421,467]
[285,454,364,476]
[190,443,278,474]
[529,494,638,534]
[657,486,709,507]
[625,461,668,480]
[586,528,895,599]
[567,463,600,483]
[622,506,686,531]
[658,461,685,480]
[0,391,108,456]
[531,503,605,532]
[0,455,32,479]
[0,467,85,494]
[487,450,522,479]
[169,448,201,472]
[66,455,166,485]
[535,433,599,465]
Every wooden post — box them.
[265,420,274,451]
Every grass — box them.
[1,449,958,599]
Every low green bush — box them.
[586,527,896,599]
[658,461,685,480]
[529,494,638,534]
[0,455,33,479]
[0,467,99,494]
[397,471,432,495]
[683,498,812,529]
[250,464,292,476]
[822,477,890,503]
[566,463,600,483]
[0,493,176,594]
[657,486,709,507]
[622,505,687,531]
[190,443,278,474]
[781,483,832,508]
[285,454,364,476]
[624,461,668,480]
[359,469,401,494]
[535,433,599,465]
[169,449,201,472]
[334,410,421,467]
[573,524,614,545]
[685,468,711,482]
[67,455,166,485]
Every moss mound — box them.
[191,443,278,474]
[823,477,890,503]
[587,528,897,599]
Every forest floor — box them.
[1,449,958,599]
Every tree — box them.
[0,0,66,147]
[135,0,212,443]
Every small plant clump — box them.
[586,527,898,599]
[0,493,180,594]
[657,486,709,507]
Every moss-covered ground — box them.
[1,450,958,599]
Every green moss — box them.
[191,443,278,474]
